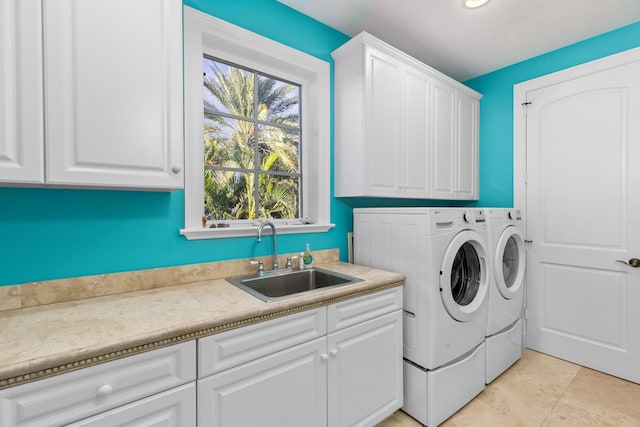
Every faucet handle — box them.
[250,260,264,275]
[286,256,297,269]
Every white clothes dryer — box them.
[354,208,490,426]
[484,208,526,384]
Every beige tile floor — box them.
[378,349,640,427]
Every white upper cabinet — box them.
[361,46,403,197]
[43,0,183,189]
[431,79,480,200]
[0,0,44,184]
[0,0,183,190]
[402,64,432,199]
[332,32,480,200]
[455,90,480,199]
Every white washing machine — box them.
[484,208,526,384]
[353,208,490,426]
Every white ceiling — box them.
[277,0,640,81]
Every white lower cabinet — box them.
[197,286,404,427]
[0,287,402,427]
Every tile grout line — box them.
[538,366,583,426]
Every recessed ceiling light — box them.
[464,0,491,9]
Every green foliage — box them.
[203,59,300,220]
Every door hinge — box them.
[522,101,532,115]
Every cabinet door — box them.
[0,0,44,184]
[363,46,402,197]
[402,65,431,198]
[456,91,479,200]
[67,383,196,427]
[43,0,183,190]
[431,78,457,199]
[198,337,327,427]
[327,310,403,427]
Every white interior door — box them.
[519,51,640,384]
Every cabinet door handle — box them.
[320,353,329,362]
[97,384,113,397]
[171,165,182,174]
[329,349,338,358]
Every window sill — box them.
[180,223,335,240]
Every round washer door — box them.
[494,226,525,299]
[440,230,489,322]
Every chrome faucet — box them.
[257,221,278,271]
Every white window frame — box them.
[181,6,333,240]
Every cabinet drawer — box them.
[0,342,196,427]
[198,307,326,378]
[327,286,403,333]
[67,383,196,427]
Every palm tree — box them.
[203,58,300,220]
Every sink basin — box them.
[226,268,363,302]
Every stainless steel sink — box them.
[226,268,363,302]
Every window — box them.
[203,57,302,222]
[181,7,333,239]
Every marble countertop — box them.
[0,261,404,390]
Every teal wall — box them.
[464,21,640,207]
[1,1,638,287]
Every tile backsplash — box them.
[0,249,339,312]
